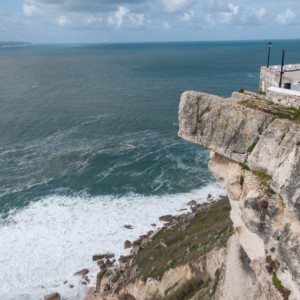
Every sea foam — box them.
[0,184,224,299]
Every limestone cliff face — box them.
[179,91,300,300]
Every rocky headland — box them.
[47,90,300,300]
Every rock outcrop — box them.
[179,90,300,300]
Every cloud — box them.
[159,0,194,14]
[56,15,71,26]
[220,5,266,26]
[108,6,145,29]
[162,22,170,29]
[23,3,44,17]
[276,9,296,25]
[182,11,194,22]
[204,0,231,12]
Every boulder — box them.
[44,293,60,300]
[124,240,132,249]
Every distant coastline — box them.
[0,41,32,48]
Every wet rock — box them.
[124,240,132,249]
[44,292,60,300]
[97,260,105,268]
[119,255,132,264]
[187,200,196,206]
[93,253,115,261]
[74,268,89,277]
[124,224,133,229]
[159,215,173,222]
[151,223,156,227]
[130,246,141,256]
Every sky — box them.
[0,0,299,43]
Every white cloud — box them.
[276,9,296,25]
[160,0,194,14]
[56,15,71,26]
[84,15,103,25]
[182,11,194,22]
[23,3,43,17]
[204,0,230,12]
[129,13,145,28]
[220,5,266,26]
[162,22,170,29]
[108,6,145,29]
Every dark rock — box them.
[69,285,74,288]
[159,215,173,222]
[44,292,60,300]
[124,224,133,229]
[187,200,196,206]
[151,223,156,227]
[97,260,105,268]
[132,239,141,247]
[178,208,187,212]
[93,253,115,261]
[118,255,132,264]
[207,194,212,199]
[124,240,132,249]
[74,268,89,277]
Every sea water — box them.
[0,40,299,299]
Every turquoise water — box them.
[0,40,299,297]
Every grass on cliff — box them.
[238,99,300,122]
[133,198,233,281]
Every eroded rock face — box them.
[178,91,300,300]
[178,91,273,163]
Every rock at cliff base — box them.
[124,240,132,249]
[44,292,60,300]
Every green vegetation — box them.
[258,90,266,95]
[239,99,249,105]
[252,170,276,196]
[238,88,245,93]
[247,141,258,153]
[273,272,291,300]
[240,162,250,171]
[252,170,272,181]
[164,277,206,300]
[133,198,233,281]
[239,98,300,122]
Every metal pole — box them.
[267,42,272,68]
[279,50,286,88]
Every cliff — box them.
[85,90,300,300]
[179,90,300,299]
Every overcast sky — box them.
[0,0,299,43]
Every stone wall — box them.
[259,66,297,92]
[267,87,300,108]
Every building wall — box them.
[259,67,292,92]
[267,87,300,108]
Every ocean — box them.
[0,40,299,299]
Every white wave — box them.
[0,184,225,299]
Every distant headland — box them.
[0,41,32,48]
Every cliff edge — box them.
[179,90,300,300]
